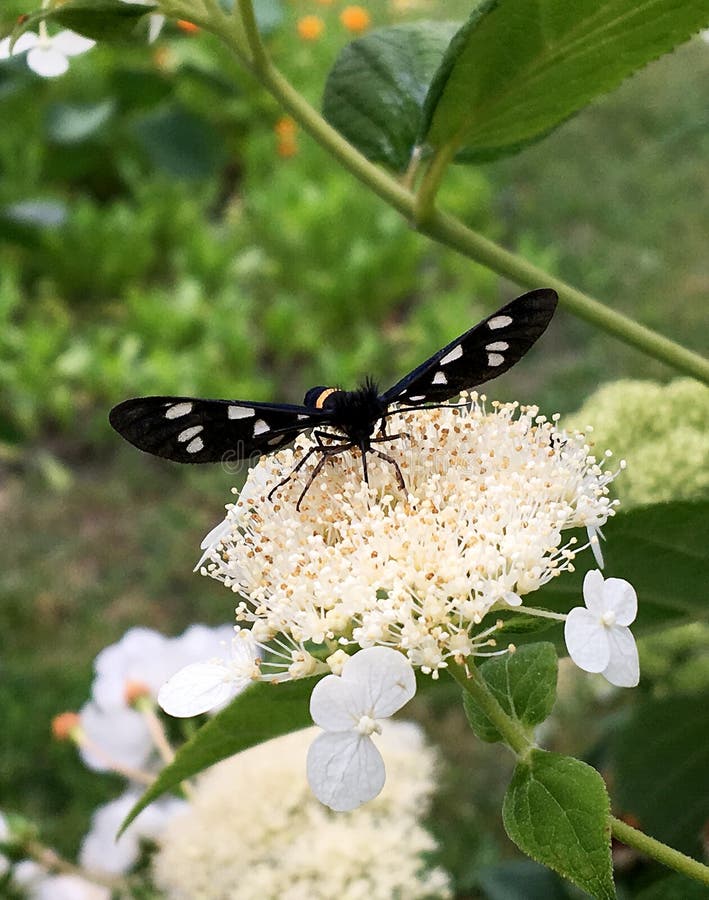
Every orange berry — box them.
[297,15,325,41]
[274,116,297,139]
[340,5,371,33]
[278,138,298,158]
[52,712,81,742]
[177,19,200,33]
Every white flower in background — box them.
[119,0,165,43]
[307,647,416,811]
[27,874,110,900]
[0,811,10,878]
[201,396,622,677]
[78,702,154,773]
[153,722,451,899]
[80,791,187,876]
[0,30,94,78]
[158,630,260,717]
[91,624,233,712]
[565,569,639,687]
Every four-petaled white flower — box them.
[158,630,261,717]
[307,646,416,812]
[0,30,95,78]
[565,569,639,687]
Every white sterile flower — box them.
[78,702,153,772]
[153,722,451,899]
[158,630,260,717]
[203,396,623,677]
[565,569,639,687]
[0,30,94,78]
[92,624,233,711]
[28,874,110,900]
[307,646,416,811]
[80,791,187,876]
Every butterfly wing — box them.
[380,288,558,406]
[109,396,328,464]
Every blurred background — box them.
[0,0,707,895]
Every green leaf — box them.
[12,0,153,45]
[534,501,709,632]
[131,104,225,179]
[611,695,709,856]
[503,749,614,900]
[463,643,558,742]
[46,100,115,145]
[421,0,709,162]
[322,22,460,172]
[121,677,315,834]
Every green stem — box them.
[450,661,709,886]
[414,141,457,226]
[448,660,532,756]
[611,817,709,887]
[237,0,268,70]
[199,19,709,383]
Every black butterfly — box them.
[110,288,557,508]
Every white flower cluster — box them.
[78,624,239,775]
[152,722,451,900]
[200,396,620,676]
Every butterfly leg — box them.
[267,444,324,501]
[371,448,406,491]
[295,443,353,511]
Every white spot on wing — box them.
[297,415,309,421]
[409,395,426,402]
[178,425,203,443]
[186,436,204,454]
[487,353,505,367]
[253,419,270,436]
[432,371,447,385]
[228,405,255,419]
[486,341,509,351]
[488,315,512,330]
[165,402,192,419]
[440,345,463,365]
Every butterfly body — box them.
[109,289,558,505]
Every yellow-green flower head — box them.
[566,379,709,508]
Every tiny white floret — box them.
[306,647,416,811]
[564,569,639,687]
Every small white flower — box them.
[307,647,416,811]
[565,569,639,687]
[92,624,234,712]
[158,631,260,717]
[0,30,94,78]
[78,702,153,773]
[79,791,187,876]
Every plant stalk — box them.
[611,817,709,887]
[200,9,709,384]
